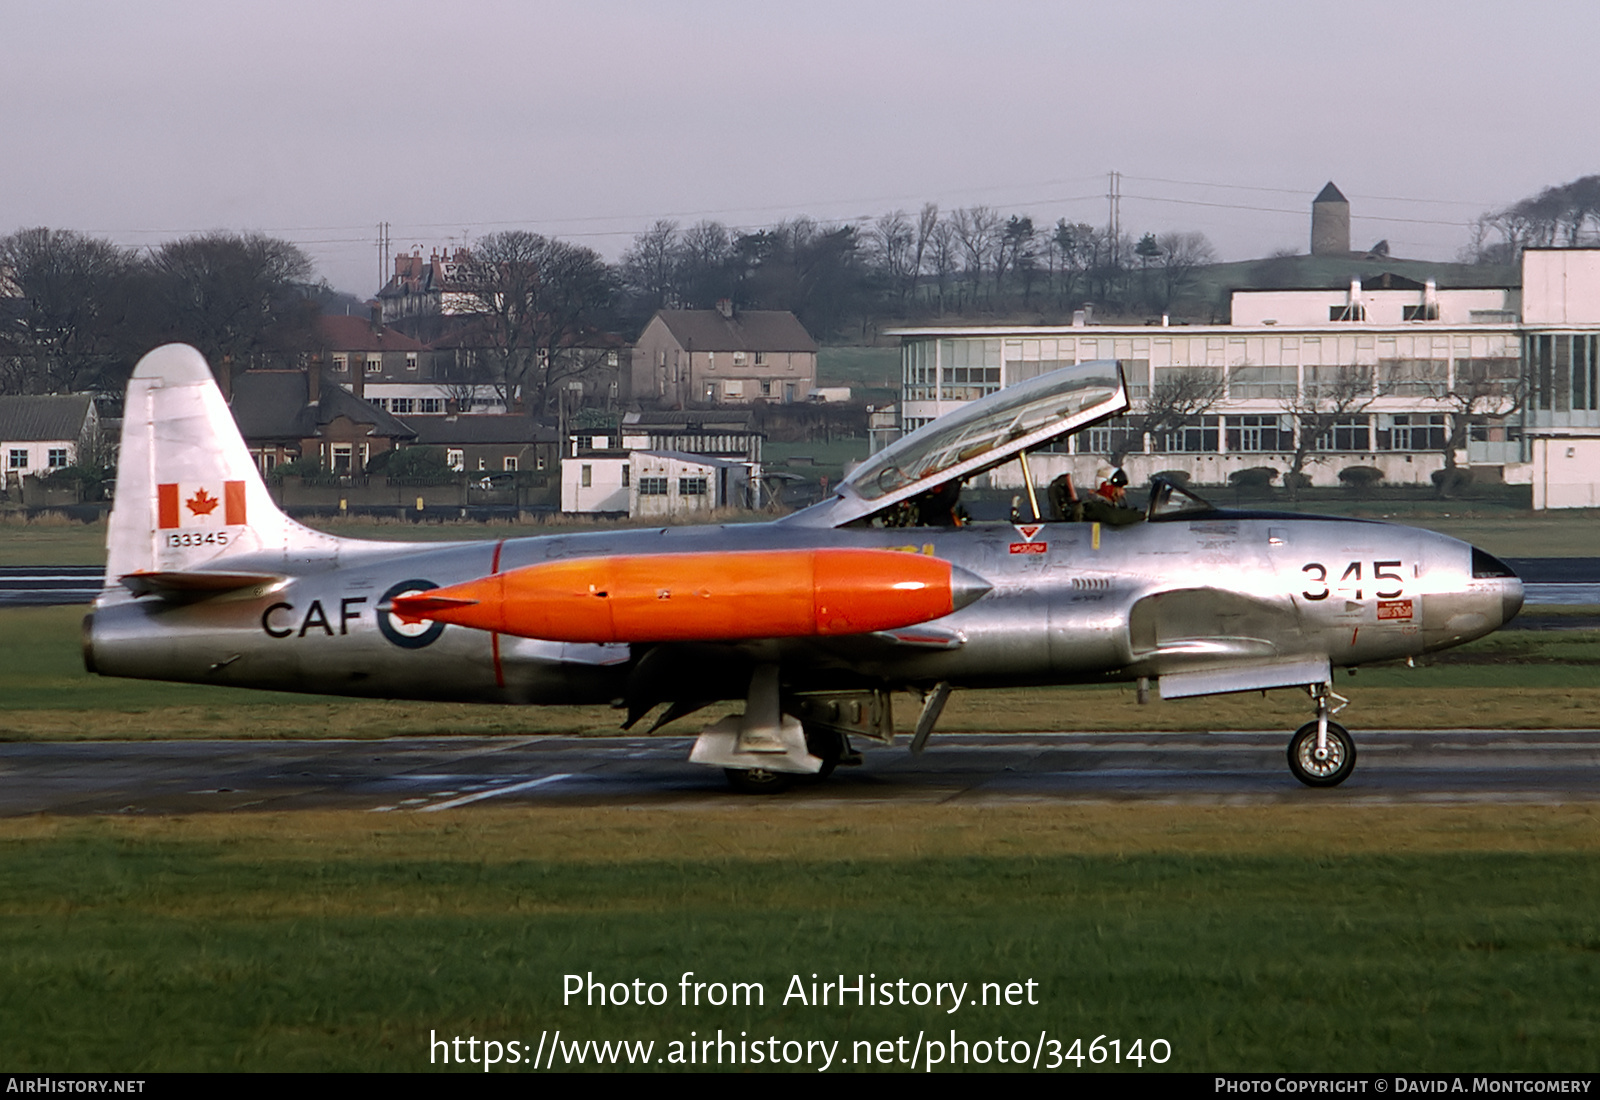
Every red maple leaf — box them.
[186,488,219,516]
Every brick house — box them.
[230,365,415,476]
[631,302,817,407]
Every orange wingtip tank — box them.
[387,548,989,644]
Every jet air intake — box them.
[386,548,991,644]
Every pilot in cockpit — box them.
[1055,466,1140,526]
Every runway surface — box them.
[2,729,1598,815]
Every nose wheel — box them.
[1287,682,1356,787]
[1287,720,1356,787]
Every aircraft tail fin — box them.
[104,344,341,583]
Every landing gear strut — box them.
[1287,683,1356,787]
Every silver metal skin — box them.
[85,347,1524,789]
[86,511,1520,696]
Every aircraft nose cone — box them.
[1469,545,1523,625]
[949,564,993,612]
[1502,574,1525,625]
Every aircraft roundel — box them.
[378,579,447,649]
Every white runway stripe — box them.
[416,773,575,811]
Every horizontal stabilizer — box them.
[119,570,284,600]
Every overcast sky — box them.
[4,0,1595,296]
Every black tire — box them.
[803,725,846,779]
[724,767,794,795]
[1287,720,1357,788]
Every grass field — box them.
[2,805,1597,1071]
[816,345,899,403]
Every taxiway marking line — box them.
[415,773,575,812]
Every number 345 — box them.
[1302,560,1403,601]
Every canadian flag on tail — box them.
[157,482,248,529]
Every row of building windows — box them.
[704,379,797,400]
[1080,414,1451,455]
[331,353,420,373]
[705,351,771,368]
[1527,333,1600,413]
[7,449,68,470]
[910,358,1520,403]
[907,333,1523,377]
[634,476,709,497]
[369,397,447,414]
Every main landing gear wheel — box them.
[1287,720,1356,787]
[724,767,794,795]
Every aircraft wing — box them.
[779,359,1129,528]
[1128,587,1330,698]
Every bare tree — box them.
[925,219,959,314]
[147,231,319,375]
[677,220,736,308]
[620,220,681,312]
[1111,368,1226,465]
[950,206,1001,307]
[868,210,916,310]
[0,228,138,395]
[910,203,940,311]
[1466,174,1600,264]
[1153,231,1217,311]
[1281,366,1374,499]
[1432,357,1524,495]
[454,231,615,417]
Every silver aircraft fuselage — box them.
[85,346,1525,790]
[86,511,1522,708]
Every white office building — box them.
[888,249,1600,508]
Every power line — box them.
[1121,173,1498,209]
[79,174,1114,243]
[1120,192,1474,228]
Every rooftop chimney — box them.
[715,298,734,319]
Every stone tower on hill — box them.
[1311,181,1351,256]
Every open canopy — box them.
[781,359,1129,528]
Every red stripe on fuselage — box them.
[491,539,505,688]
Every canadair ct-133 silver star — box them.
[84,345,1524,791]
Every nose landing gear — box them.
[1287,683,1357,787]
